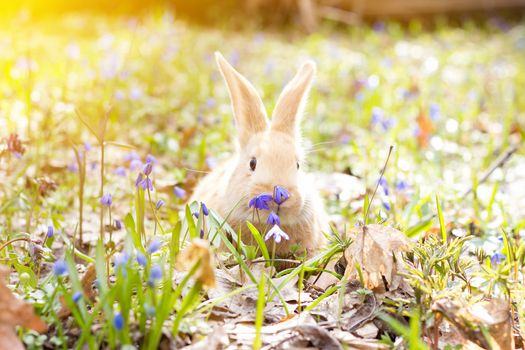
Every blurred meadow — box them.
[1,1,525,349]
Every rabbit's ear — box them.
[271,61,316,138]
[215,52,268,146]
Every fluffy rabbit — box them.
[191,52,327,258]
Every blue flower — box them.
[53,259,68,276]
[145,154,157,164]
[395,180,409,191]
[114,253,129,272]
[136,251,147,267]
[47,225,54,238]
[72,291,82,303]
[249,193,273,210]
[382,201,391,211]
[156,199,165,210]
[200,229,204,239]
[201,202,209,216]
[379,178,389,196]
[381,118,396,131]
[124,151,140,162]
[205,156,217,169]
[264,225,289,243]
[130,159,142,171]
[148,265,163,286]
[114,219,122,230]
[143,162,153,176]
[113,313,124,330]
[84,141,92,152]
[68,163,78,173]
[192,211,199,219]
[429,103,440,121]
[174,186,186,199]
[205,98,216,108]
[273,186,290,205]
[139,177,154,191]
[371,107,383,124]
[147,239,162,254]
[266,212,280,226]
[491,252,506,265]
[114,166,126,177]
[135,173,143,187]
[100,193,112,207]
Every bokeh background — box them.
[1,0,524,240]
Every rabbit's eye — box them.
[249,157,257,171]
[297,161,300,170]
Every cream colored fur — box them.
[190,52,327,257]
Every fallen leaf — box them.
[0,265,47,350]
[177,239,216,288]
[344,224,410,292]
[432,298,514,350]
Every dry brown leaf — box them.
[433,298,514,350]
[177,239,216,288]
[0,265,47,350]
[344,224,410,292]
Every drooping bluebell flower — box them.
[201,202,209,216]
[396,180,409,191]
[266,212,280,226]
[136,251,147,267]
[491,252,506,265]
[192,211,199,219]
[378,178,389,196]
[205,98,216,108]
[53,259,68,276]
[84,141,92,152]
[147,239,162,254]
[174,186,186,199]
[371,107,383,124]
[156,200,165,210]
[205,156,217,169]
[114,219,122,230]
[47,225,54,238]
[124,151,140,162]
[382,201,391,211]
[130,86,142,100]
[114,252,129,273]
[68,163,78,173]
[139,177,154,191]
[135,173,143,187]
[273,186,290,205]
[144,303,156,317]
[148,265,163,286]
[249,193,273,210]
[381,118,396,131]
[113,313,124,330]
[72,291,82,303]
[145,154,157,164]
[200,229,204,239]
[143,162,153,176]
[90,161,97,171]
[130,159,142,171]
[429,103,440,121]
[114,166,126,177]
[100,193,112,207]
[264,225,290,243]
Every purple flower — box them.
[192,211,199,219]
[114,219,122,230]
[266,212,280,226]
[143,162,153,176]
[145,154,157,164]
[136,251,147,266]
[264,225,290,243]
[124,151,140,162]
[273,186,290,205]
[382,201,391,211]
[371,107,383,124]
[174,186,186,199]
[249,193,273,210]
[47,225,54,238]
[53,259,68,276]
[200,229,204,239]
[139,177,153,191]
[113,313,124,330]
[156,199,165,210]
[72,291,82,303]
[381,118,396,131]
[130,86,142,100]
[68,163,78,173]
[135,173,143,187]
[205,156,217,169]
[379,178,389,196]
[130,159,142,171]
[100,193,112,207]
[147,239,162,254]
[114,252,129,271]
[84,141,92,152]
[114,166,126,177]
[205,98,216,108]
[149,265,163,286]
[491,252,506,265]
[201,202,209,216]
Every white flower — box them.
[264,224,289,243]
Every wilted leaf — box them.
[344,224,410,292]
[432,298,514,350]
[177,238,216,288]
[0,265,47,350]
